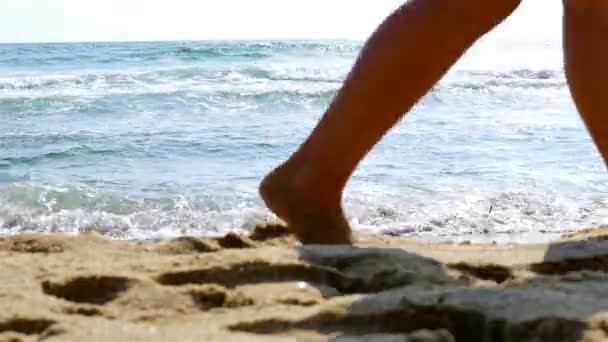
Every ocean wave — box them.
[0,75,88,91]
[240,41,361,54]
[0,74,308,99]
[462,69,558,80]
[0,66,565,100]
[0,131,285,167]
[349,187,608,243]
[0,81,339,109]
[0,183,606,242]
[443,69,566,91]
[173,46,271,59]
[1,146,120,166]
[0,73,139,92]
[0,64,345,92]
[117,41,361,60]
[0,41,362,68]
[0,184,271,239]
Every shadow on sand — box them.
[230,230,608,341]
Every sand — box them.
[1,224,608,341]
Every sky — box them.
[1,0,562,43]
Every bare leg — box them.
[261,0,521,244]
[564,0,608,165]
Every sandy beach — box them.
[1,225,608,341]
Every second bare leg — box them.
[564,0,608,165]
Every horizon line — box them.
[0,37,365,45]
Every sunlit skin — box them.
[260,0,608,245]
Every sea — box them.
[2,7,608,242]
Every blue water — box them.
[1,38,607,242]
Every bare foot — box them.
[259,166,353,245]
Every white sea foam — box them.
[1,182,606,242]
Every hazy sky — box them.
[1,0,561,43]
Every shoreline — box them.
[0,221,586,245]
[2,225,608,341]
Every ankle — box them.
[265,160,344,208]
